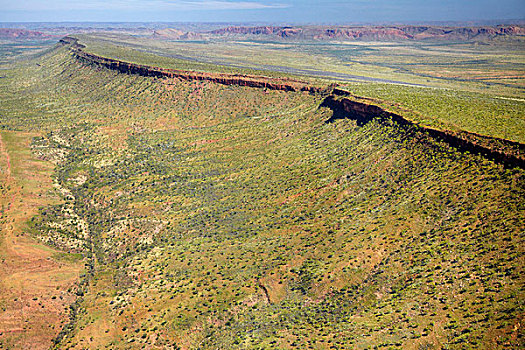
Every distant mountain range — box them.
[2,24,524,42]
[208,25,525,41]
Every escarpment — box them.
[321,93,525,169]
[60,36,525,169]
[60,37,322,94]
[208,25,525,41]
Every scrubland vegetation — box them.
[75,33,525,96]
[343,83,525,143]
[0,37,523,349]
[75,34,525,142]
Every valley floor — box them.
[0,131,83,349]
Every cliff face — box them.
[60,37,321,94]
[60,37,524,169]
[321,94,525,168]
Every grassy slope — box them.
[0,43,523,349]
[343,83,525,144]
[74,35,525,145]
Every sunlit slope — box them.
[345,82,525,144]
[0,43,523,349]
[76,33,525,98]
[67,35,525,145]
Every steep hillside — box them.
[0,41,523,350]
[62,36,525,168]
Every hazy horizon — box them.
[1,19,524,25]
[1,0,524,23]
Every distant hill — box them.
[0,28,53,39]
[153,28,203,40]
[210,25,525,41]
